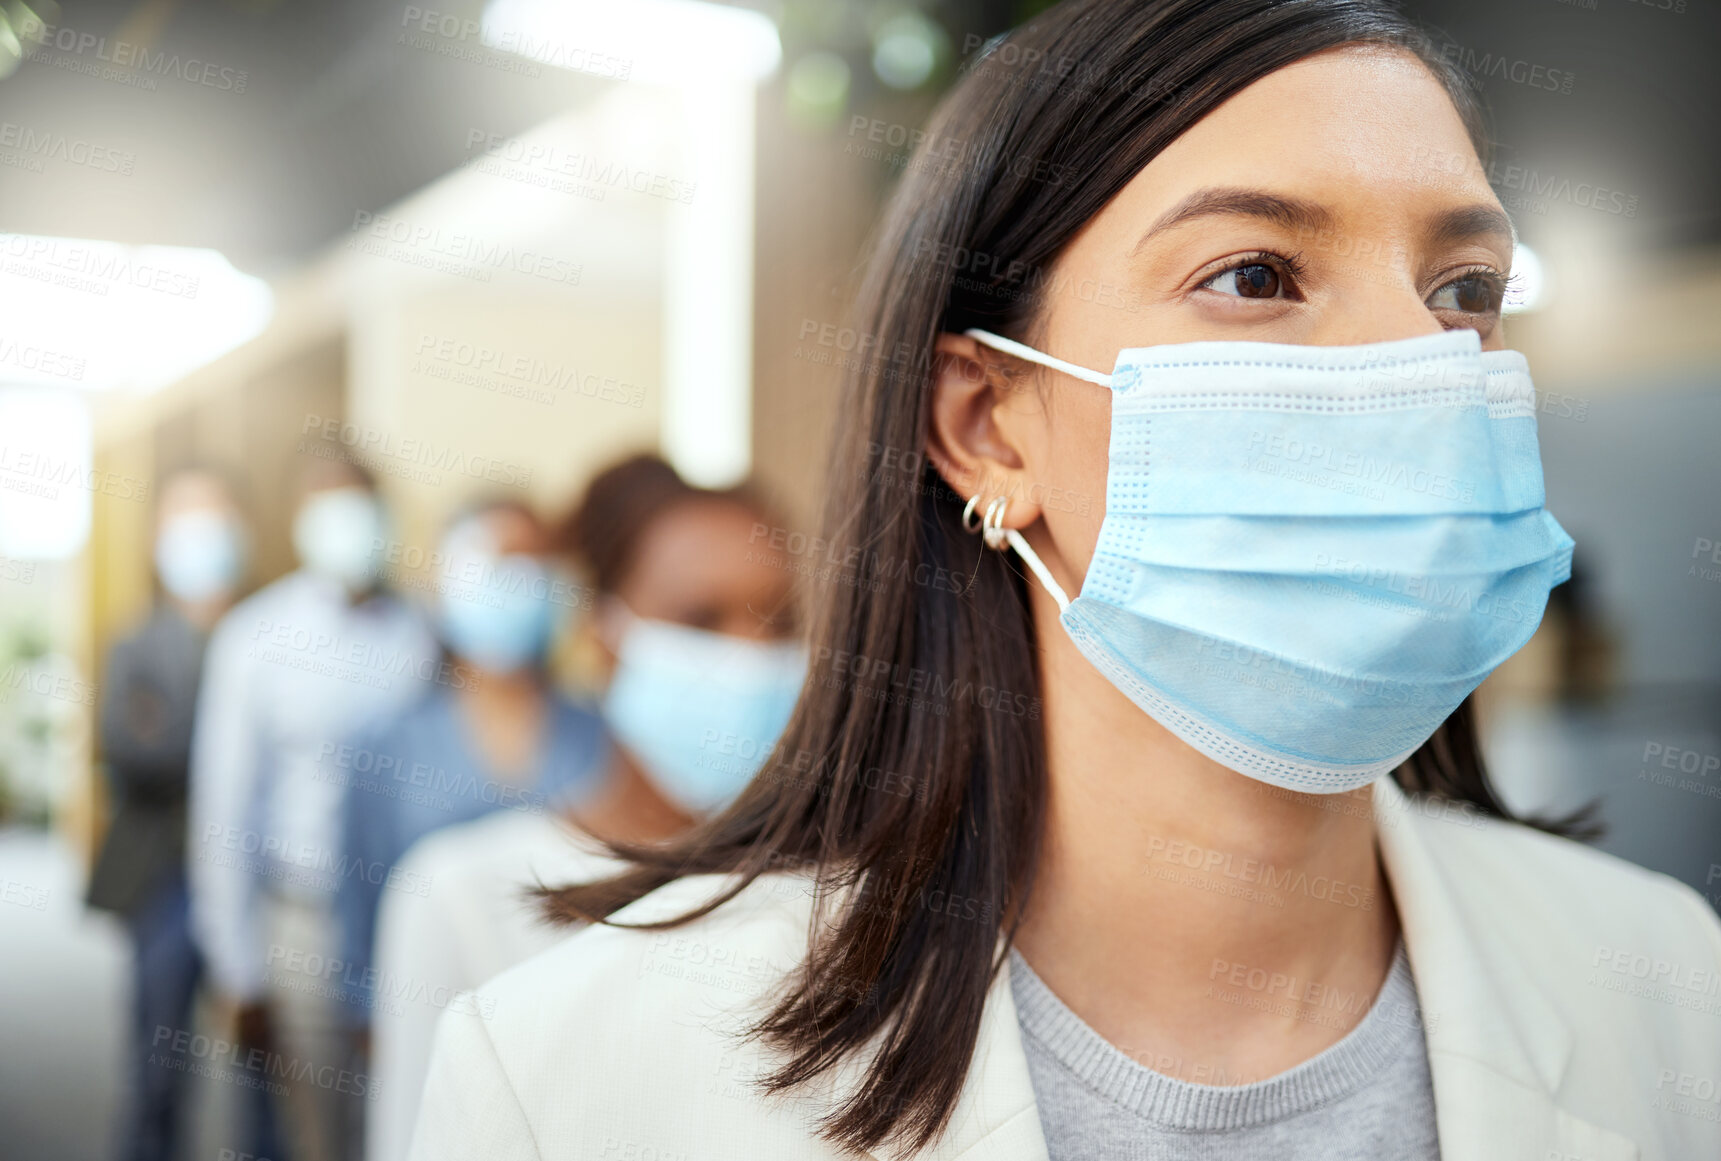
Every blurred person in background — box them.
[188,458,437,1161]
[369,455,803,1161]
[333,499,608,1051]
[88,466,248,1161]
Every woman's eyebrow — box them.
[1128,187,1337,256]
[1423,203,1515,254]
[1127,187,1516,258]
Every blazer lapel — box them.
[865,951,1049,1161]
[1372,778,1639,1161]
[851,777,1645,1161]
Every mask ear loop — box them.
[969,494,1072,613]
[963,328,1114,388]
[955,329,1100,614]
[956,331,1101,622]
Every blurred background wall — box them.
[0,0,1717,1157]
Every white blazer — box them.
[409,777,1721,1160]
[368,811,617,1161]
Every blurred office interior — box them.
[0,0,1717,1158]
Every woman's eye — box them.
[1202,262,1285,298]
[1428,273,1504,315]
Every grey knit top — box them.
[1008,941,1440,1159]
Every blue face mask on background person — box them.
[155,510,247,603]
[601,607,808,815]
[965,326,1575,795]
[435,521,565,673]
[293,486,385,590]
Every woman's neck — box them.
[1014,595,1400,1085]
[565,751,693,846]
[456,667,548,781]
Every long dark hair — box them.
[542,0,1590,1152]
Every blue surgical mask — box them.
[601,609,807,814]
[293,487,385,590]
[155,510,246,603]
[436,529,564,673]
[965,326,1575,794]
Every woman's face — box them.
[613,498,797,640]
[934,45,1515,594]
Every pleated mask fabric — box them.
[965,326,1575,793]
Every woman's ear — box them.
[925,332,1044,533]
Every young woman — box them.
[410,2,1721,1159]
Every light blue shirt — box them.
[187,570,440,999]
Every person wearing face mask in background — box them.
[332,499,607,1056]
[367,454,803,1161]
[87,466,249,1161]
[188,458,437,1161]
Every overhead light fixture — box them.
[0,236,273,392]
[480,0,779,489]
[481,0,781,86]
[0,388,91,560]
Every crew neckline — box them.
[1008,940,1422,1132]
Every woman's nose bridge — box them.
[1310,239,1445,346]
